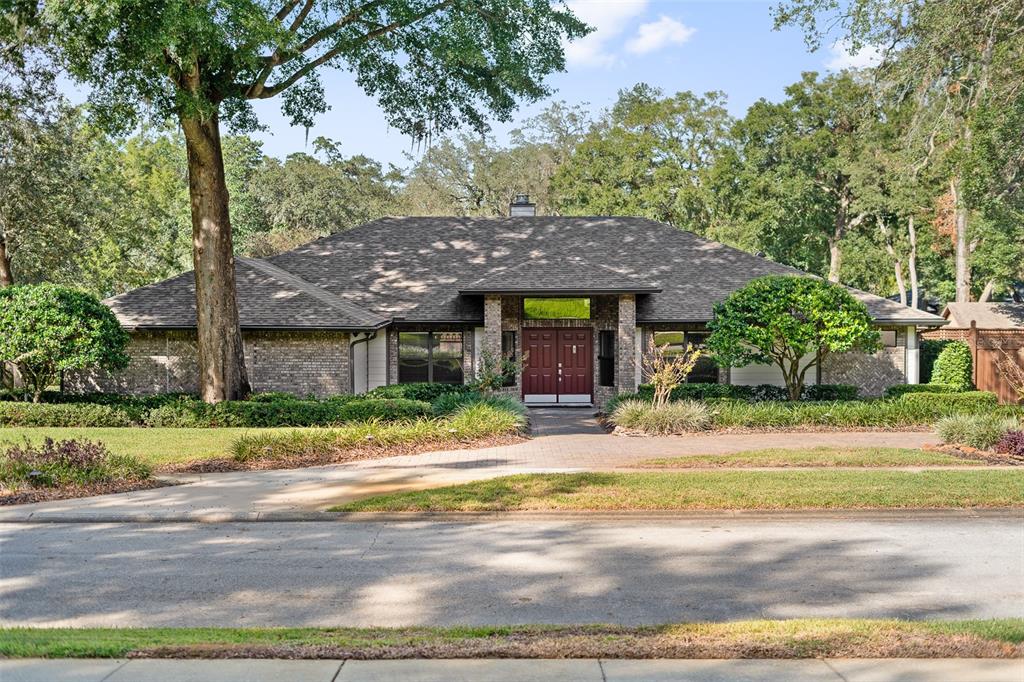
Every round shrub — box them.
[936,414,1021,450]
[931,342,973,390]
[612,399,711,435]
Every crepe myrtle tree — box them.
[44,0,589,402]
[0,284,130,403]
[706,275,880,401]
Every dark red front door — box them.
[522,329,592,403]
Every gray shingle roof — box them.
[107,216,947,328]
[105,258,387,330]
[459,257,660,294]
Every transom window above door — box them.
[523,297,591,320]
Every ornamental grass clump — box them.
[231,401,527,463]
[936,414,1021,451]
[0,438,151,490]
[612,399,711,435]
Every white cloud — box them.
[826,39,883,70]
[625,15,696,55]
[564,0,649,67]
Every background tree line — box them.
[4,70,1020,305]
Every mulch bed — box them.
[127,629,1022,660]
[0,479,171,506]
[922,443,1024,465]
[162,434,529,474]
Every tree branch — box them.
[254,0,453,99]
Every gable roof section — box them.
[459,257,661,295]
[942,302,1024,329]
[105,257,387,330]
[106,216,947,328]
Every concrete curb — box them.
[1,508,1021,524]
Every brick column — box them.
[483,295,503,366]
[617,294,636,393]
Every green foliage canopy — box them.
[706,275,880,400]
[0,284,130,402]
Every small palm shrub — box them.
[611,398,711,435]
[432,391,526,418]
[931,342,973,390]
[936,414,1021,450]
[994,430,1024,459]
[0,438,150,489]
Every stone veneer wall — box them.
[66,330,352,398]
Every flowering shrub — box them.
[0,438,151,489]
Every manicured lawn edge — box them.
[332,470,1024,512]
[639,446,985,468]
[2,620,1020,659]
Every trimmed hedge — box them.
[884,383,961,398]
[144,397,432,428]
[0,402,133,427]
[365,382,473,403]
[898,391,998,410]
[634,383,858,403]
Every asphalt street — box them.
[1,516,1021,627]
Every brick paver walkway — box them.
[0,409,944,520]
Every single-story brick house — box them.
[72,198,946,405]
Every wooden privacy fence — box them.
[922,322,1024,404]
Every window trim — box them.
[398,331,464,384]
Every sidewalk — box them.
[2,658,1021,681]
[0,427,941,522]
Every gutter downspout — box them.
[349,331,377,394]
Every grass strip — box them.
[640,446,982,469]
[1,620,1021,659]
[333,470,1024,512]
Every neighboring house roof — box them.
[106,257,388,330]
[942,302,1024,329]
[106,216,947,328]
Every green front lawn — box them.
[334,470,1024,512]
[0,427,324,468]
[641,446,982,468]
[2,619,1020,659]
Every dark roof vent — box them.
[509,193,536,217]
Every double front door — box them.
[522,328,592,404]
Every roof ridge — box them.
[238,257,388,327]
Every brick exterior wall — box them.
[67,330,351,398]
[615,295,636,399]
[821,347,907,397]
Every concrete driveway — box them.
[1,515,1021,626]
[0,419,941,520]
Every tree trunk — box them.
[877,216,906,305]
[179,111,251,403]
[0,233,13,287]
[950,178,972,303]
[907,216,919,310]
[978,279,997,303]
[826,237,842,283]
